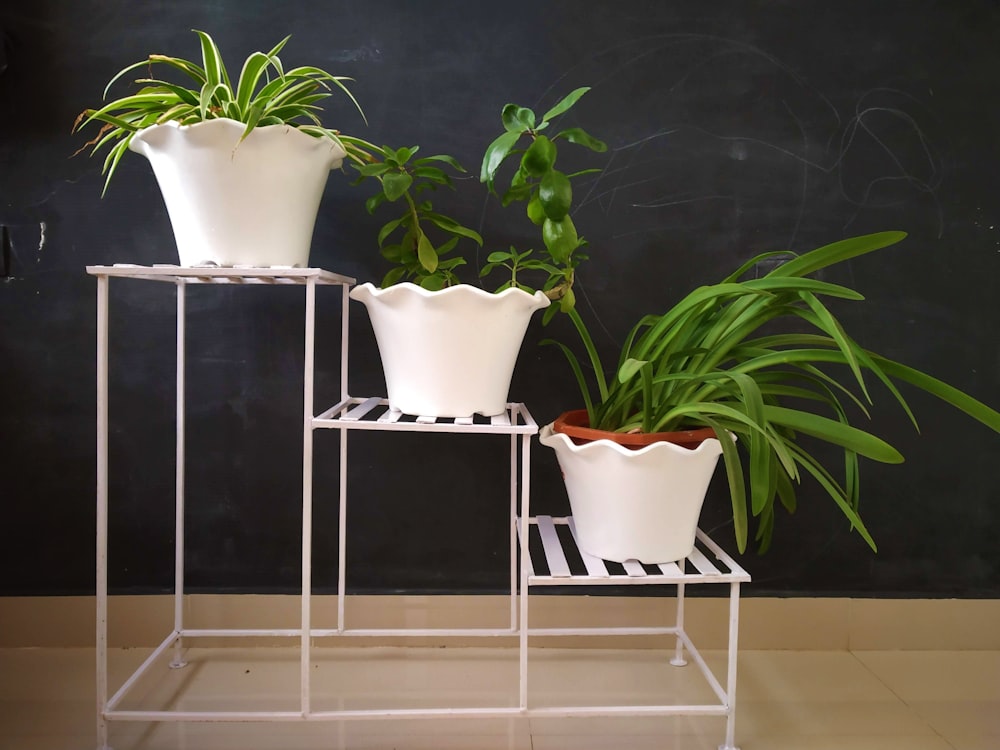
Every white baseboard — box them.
[2,594,997,649]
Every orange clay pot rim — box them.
[551,409,718,448]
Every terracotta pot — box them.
[552,409,718,449]
[540,410,727,564]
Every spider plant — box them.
[547,231,1000,553]
[73,29,370,194]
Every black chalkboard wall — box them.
[1,0,998,598]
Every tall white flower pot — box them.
[129,119,346,267]
[540,416,726,564]
[349,283,550,418]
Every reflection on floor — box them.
[1,646,997,750]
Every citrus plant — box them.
[480,87,607,315]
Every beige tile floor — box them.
[1,646,997,750]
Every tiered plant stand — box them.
[89,264,750,750]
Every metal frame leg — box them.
[509,431,517,632]
[670,580,688,666]
[170,281,188,670]
[518,430,531,711]
[96,275,111,750]
[337,280,350,636]
[301,278,317,716]
[719,581,742,750]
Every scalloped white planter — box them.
[540,422,726,564]
[350,283,550,418]
[129,119,346,267]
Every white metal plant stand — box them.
[89,265,749,750]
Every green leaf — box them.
[554,127,608,152]
[199,82,228,120]
[394,146,415,164]
[355,162,392,178]
[500,183,533,207]
[147,54,209,87]
[541,303,559,326]
[423,212,484,245]
[381,266,407,287]
[502,104,536,132]
[764,405,904,463]
[417,232,438,273]
[701,416,748,553]
[101,59,164,100]
[193,29,229,88]
[617,358,648,384]
[540,87,591,122]
[380,243,403,262]
[787,442,877,551]
[480,130,521,186]
[365,192,386,214]
[436,236,461,258]
[377,218,403,246]
[381,171,413,201]
[132,79,201,106]
[767,232,907,279]
[235,50,276,115]
[410,166,452,185]
[870,355,1000,433]
[420,273,446,291]
[487,250,513,263]
[559,286,576,313]
[417,154,465,171]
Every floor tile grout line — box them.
[847,649,961,750]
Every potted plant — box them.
[347,88,607,418]
[74,30,369,267]
[540,231,1000,563]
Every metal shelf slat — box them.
[536,515,572,578]
[521,516,749,586]
[312,398,537,435]
[86,264,355,285]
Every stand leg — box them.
[670,580,688,666]
[170,281,188,670]
[302,278,317,715]
[509,430,517,632]
[96,275,111,749]
[720,581,742,750]
[518,430,531,711]
[338,282,349,635]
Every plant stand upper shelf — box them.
[88,264,749,750]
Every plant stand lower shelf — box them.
[89,265,750,750]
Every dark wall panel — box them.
[1,0,998,597]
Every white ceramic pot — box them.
[539,422,726,564]
[129,119,346,267]
[349,283,550,418]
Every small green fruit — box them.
[526,196,546,226]
[542,215,578,263]
[539,169,572,220]
[521,136,556,176]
